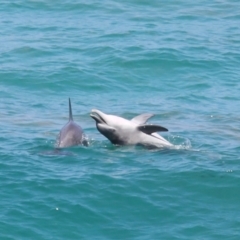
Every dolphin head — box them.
[90,109,132,145]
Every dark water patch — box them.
[39,149,75,156]
[4,46,59,58]
[224,14,240,20]
[1,1,99,12]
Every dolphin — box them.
[56,98,88,148]
[90,109,173,148]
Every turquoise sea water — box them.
[1,0,240,239]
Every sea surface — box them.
[1,0,240,239]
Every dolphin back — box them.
[55,98,88,148]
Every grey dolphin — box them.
[56,98,88,148]
[90,109,173,148]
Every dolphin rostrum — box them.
[90,109,173,148]
[56,98,88,148]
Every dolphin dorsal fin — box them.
[131,113,154,125]
[69,98,73,121]
[138,124,168,134]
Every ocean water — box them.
[1,0,240,239]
